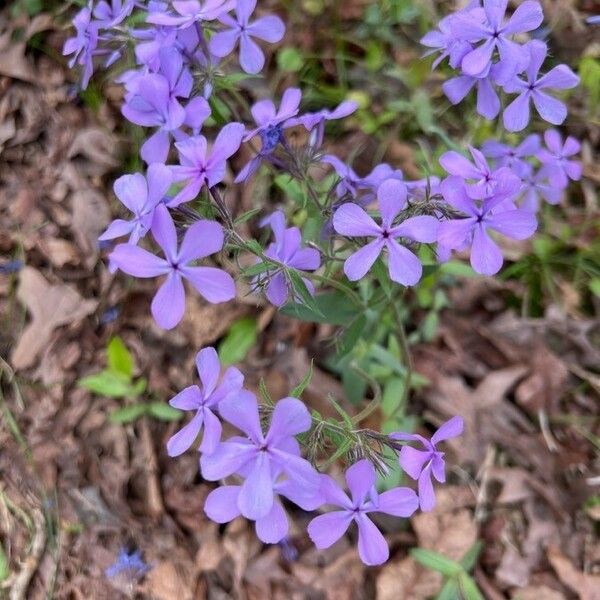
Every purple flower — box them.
[93,0,134,27]
[587,15,600,25]
[99,163,173,245]
[167,347,243,456]
[519,168,561,212]
[307,460,419,566]
[63,3,99,89]
[439,146,503,199]
[147,0,235,28]
[169,123,245,206]
[503,40,579,131]
[536,129,582,189]
[442,63,502,119]
[105,548,151,579]
[421,11,474,70]
[200,392,320,520]
[209,0,285,74]
[109,205,235,329]
[453,0,543,81]
[481,134,540,178]
[437,173,537,275]
[333,179,438,286]
[235,87,302,182]
[259,211,321,306]
[205,466,324,543]
[122,48,209,163]
[285,100,358,148]
[392,416,464,511]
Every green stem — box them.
[350,364,382,425]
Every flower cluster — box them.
[423,0,579,130]
[166,346,463,565]
[64,0,583,567]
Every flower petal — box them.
[391,215,439,243]
[343,238,384,281]
[431,416,465,445]
[200,440,257,480]
[307,511,353,549]
[399,446,430,480]
[486,209,537,240]
[195,347,220,397]
[169,384,202,410]
[418,465,436,511]
[375,487,419,517]
[386,239,423,286]
[181,266,236,303]
[151,272,186,329]
[247,15,285,42]
[532,91,567,126]
[470,223,503,275]
[113,173,148,213]
[204,485,242,523]
[503,92,531,132]
[109,244,170,277]
[237,452,273,519]
[151,204,178,262]
[356,514,389,566]
[377,179,407,228]
[178,219,224,263]
[265,397,312,445]
[219,389,263,443]
[255,500,289,544]
[167,411,204,456]
[345,460,377,506]
[333,203,381,237]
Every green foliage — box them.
[219,317,258,365]
[281,291,359,325]
[580,56,600,114]
[411,542,485,600]
[78,337,180,425]
[291,360,314,398]
[0,543,9,583]
[277,48,304,72]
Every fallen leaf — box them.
[512,585,566,600]
[67,127,120,175]
[70,188,111,268]
[11,267,97,369]
[0,35,36,82]
[547,546,600,600]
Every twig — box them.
[9,507,46,600]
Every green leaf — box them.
[107,337,133,379]
[242,260,276,278]
[381,377,405,418]
[277,47,304,72]
[460,541,483,572]
[234,208,262,226]
[410,548,462,577]
[287,269,324,317]
[218,317,258,366]
[281,291,359,325]
[78,371,133,398]
[291,360,314,398]
[0,544,9,583]
[147,403,182,422]
[435,579,460,600]
[108,404,148,424]
[338,315,367,355]
[458,572,485,600]
[258,377,273,405]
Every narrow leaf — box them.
[290,360,314,398]
[410,548,462,577]
[218,317,258,366]
[108,404,147,424]
[107,336,134,378]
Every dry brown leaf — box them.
[377,557,439,600]
[0,35,36,82]
[512,585,566,600]
[547,546,600,600]
[11,267,97,369]
[70,188,111,268]
[67,127,120,175]
[142,561,195,600]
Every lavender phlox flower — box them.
[452,0,544,82]
[285,100,358,148]
[391,416,464,511]
[258,211,321,306]
[147,0,236,28]
[200,392,321,520]
[93,0,134,28]
[536,129,582,189]
[209,0,285,74]
[204,465,324,543]
[587,15,600,25]
[518,168,561,213]
[420,2,479,69]
[109,204,235,329]
[307,460,419,566]
[167,347,243,456]
[481,134,540,178]
[439,146,504,199]
[168,122,245,206]
[131,24,179,70]
[442,62,503,119]
[437,173,537,275]
[99,163,173,245]
[502,40,579,131]
[63,2,99,89]
[234,88,302,182]
[333,179,439,286]
[105,548,151,579]
[320,155,364,198]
